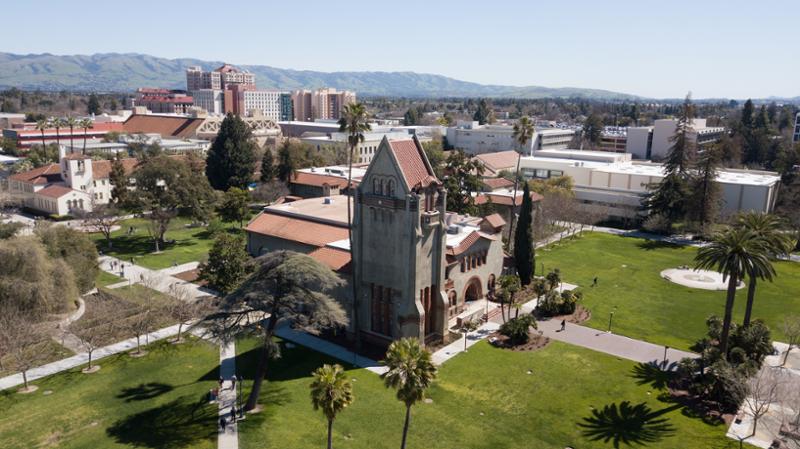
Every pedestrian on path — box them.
[219,416,226,432]
[231,374,237,390]
[219,376,224,390]
[230,406,237,423]
[560,319,566,332]
[592,276,598,287]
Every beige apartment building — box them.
[291,88,356,121]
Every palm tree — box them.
[381,338,437,449]
[35,118,49,149]
[695,228,773,357]
[310,364,354,449]
[735,212,793,327]
[79,118,94,154]
[65,116,78,152]
[338,103,371,351]
[50,117,64,148]
[508,116,535,243]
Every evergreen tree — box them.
[277,140,296,183]
[582,113,603,149]
[86,93,101,115]
[688,145,723,233]
[109,157,129,206]
[198,233,252,294]
[260,147,276,182]
[741,99,754,130]
[663,94,696,173]
[645,173,689,224]
[513,183,534,286]
[473,99,495,125]
[754,105,770,131]
[217,187,250,227]
[403,107,420,126]
[205,113,257,191]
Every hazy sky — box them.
[2,0,798,99]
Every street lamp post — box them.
[607,311,615,333]
[663,346,669,369]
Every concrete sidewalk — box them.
[218,341,239,449]
[99,255,214,300]
[0,323,185,391]
[275,326,385,374]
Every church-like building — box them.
[246,136,506,346]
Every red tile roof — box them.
[447,231,482,256]
[290,171,351,189]
[122,115,205,138]
[245,213,349,247]
[308,247,352,272]
[8,164,62,185]
[474,151,519,175]
[388,139,439,190]
[36,185,74,199]
[91,158,139,179]
[482,213,506,230]
[481,177,515,190]
[474,191,543,207]
[139,96,194,103]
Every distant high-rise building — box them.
[290,88,356,122]
[793,112,800,143]
[187,64,257,115]
[239,90,288,121]
[192,89,225,115]
[186,66,222,91]
[279,93,293,121]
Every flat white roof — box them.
[297,165,368,180]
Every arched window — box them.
[373,178,380,194]
[386,180,394,196]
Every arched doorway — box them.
[463,277,482,302]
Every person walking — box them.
[560,319,566,331]
[219,416,226,432]
[230,406,237,423]
[592,276,598,287]
[219,376,224,390]
[230,374,237,390]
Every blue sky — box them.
[2,0,798,99]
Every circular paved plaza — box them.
[660,268,745,291]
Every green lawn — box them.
[92,217,241,270]
[95,270,124,287]
[537,232,800,350]
[236,338,738,449]
[0,339,219,449]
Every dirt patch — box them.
[173,269,205,286]
[667,386,732,426]
[537,305,591,324]
[489,331,550,352]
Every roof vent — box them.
[323,197,333,205]
[447,225,461,235]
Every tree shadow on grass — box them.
[636,240,681,251]
[630,362,676,390]
[117,382,175,402]
[578,401,678,448]
[106,395,217,449]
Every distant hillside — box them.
[0,52,640,100]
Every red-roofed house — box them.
[8,147,139,216]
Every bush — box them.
[642,213,671,234]
[499,314,537,346]
[538,289,582,317]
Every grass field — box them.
[0,339,219,449]
[536,232,800,350]
[235,338,739,449]
[95,270,124,287]
[91,217,241,270]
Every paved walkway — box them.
[99,255,213,300]
[218,340,239,449]
[0,323,186,391]
[275,326,385,374]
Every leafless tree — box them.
[167,284,208,343]
[126,309,153,356]
[782,380,800,449]
[69,299,117,372]
[77,203,122,249]
[781,316,800,367]
[251,180,290,205]
[0,308,48,390]
[743,367,783,438]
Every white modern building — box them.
[446,121,574,155]
[191,89,224,115]
[626,119,725,160]
[299,129,429,164]
[517,148,781,220]
[241,90,287,121]
[793,112,800,143]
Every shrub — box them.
[499,314,537,346]
[538,289,582,317]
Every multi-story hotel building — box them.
[291,88,356,122]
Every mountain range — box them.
[0,52,640,100]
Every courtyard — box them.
[536,232,800,350]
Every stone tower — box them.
[352,136,448,347]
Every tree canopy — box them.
[205,113,257,191]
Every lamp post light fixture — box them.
[663,346,670,369]
[607,311,615,334]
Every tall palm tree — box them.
[508,116,535,243]
[310,364,354,449]
[338,102,371,351]
[695,228,773,357]
[381,338,437,449]
[51,117,64,148]
[735,212,793,327]
[35,118,49,149]
[65,116,78,152]
[79,118,94,154]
